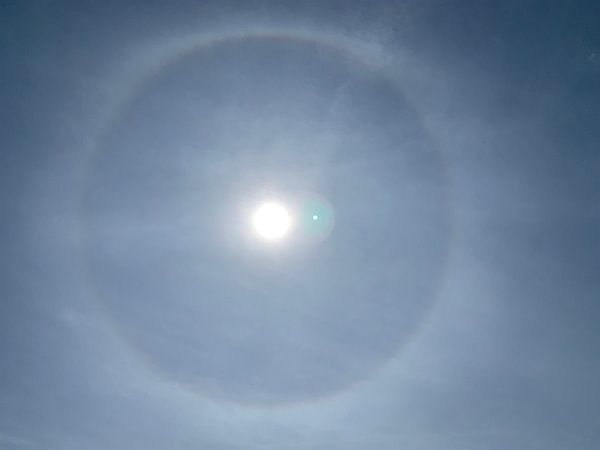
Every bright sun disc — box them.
[253,202,291,240]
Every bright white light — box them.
[253,202,291,240]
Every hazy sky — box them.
[1,1,599,449]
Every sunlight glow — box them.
[253,202,291,240]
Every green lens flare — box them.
[299,195,335,241]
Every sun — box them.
[252,202,291,240]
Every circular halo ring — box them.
[77,24,455,410]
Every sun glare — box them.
[253,202,291,240]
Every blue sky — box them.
[1,1,599,449]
